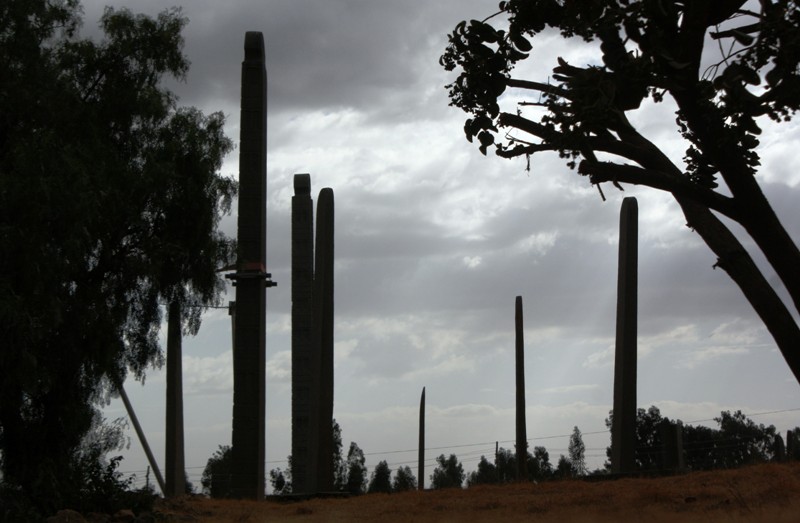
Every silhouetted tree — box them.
[684,410,777,470]
[441,1,800,384]
[60,414,153,516]
[554,455,573,479]
[495,447,516,483]
[332,419,347,491]
[392,466,418,492]
[201,446,234,498]
[568,426,587,476]
[367,460,392,494]
[605,406,674,471]
[495,445,553,482]
[0,1,236,512]
[344,442,367,495]
[467,455,498,486]
[605,406,780,472]
[268,466,291,495]
[681,424,718,471]
[530,446,554,481]
[431,454,465,489]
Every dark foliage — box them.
[494,446,553,483]
[329,419,347,491]
[201,445,234,498]
[466,456,498,486]
[1,414,155,521]
[604,406,781,472]
[391,466,417,492]
[367,460,392,494]
[0,1,236,513]
[431,454,465,489]
[268,463,292,496]
[344,442,367,495]
[684,410,778,470]
[568,426,587,476]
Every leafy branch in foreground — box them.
[441,0,800,383]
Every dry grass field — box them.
[154,462,800,522]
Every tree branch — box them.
[578,160,740,220]
[676,196,800,384]
[497,112,556,141]
[506,78,571,100]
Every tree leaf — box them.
[511,32,533,52]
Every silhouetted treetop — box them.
[1,1,235,512]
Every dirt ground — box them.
[154,462,800,522]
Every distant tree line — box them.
[201,409,797,498]
[202,419,418,497]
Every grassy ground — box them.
[155,462,800,522]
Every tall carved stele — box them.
[291,174,318,494]
[515,296,528,481]
[418,387,425,491]
[227,32,275,499]
[314,188,335,491]
[611,197,638,474]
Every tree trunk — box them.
[676,197,800,383]
[736,198,800,317]
[671,90,800,318]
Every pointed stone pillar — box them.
[515,296,528,481]
[291,173,317,494]
[314,188,335,491]
[611,197,638,474]
[418,387,425,491]
[165,300,186,497]
[227,31,275,499]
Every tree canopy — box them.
[568,426,587,476]
[495,445,553,482]
[604,406,782,472]
[367,460,392,494]
[431,454,465,489]
[391,466,418,492]
[467,455,499,486]
[202,445,234,498]
[344,442,368,495]
[0,0,236,512]
[441,1,800,382]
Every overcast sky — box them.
[80,0,800,491]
